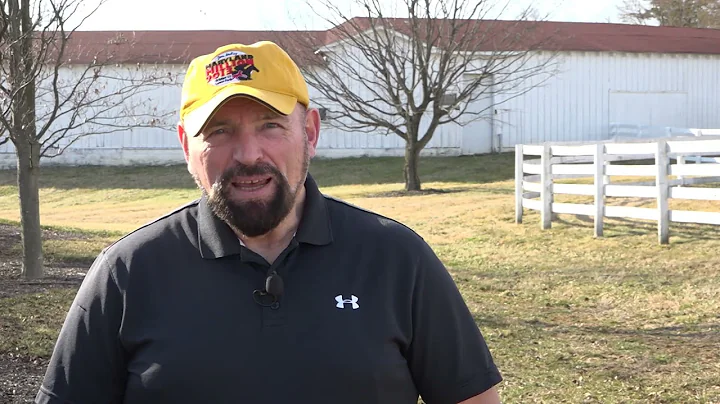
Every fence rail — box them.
[515,136,720,244]
[608,123,720,140]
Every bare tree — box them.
[618,0,720,28]
[279,0,559,191]
[0,0,180,279]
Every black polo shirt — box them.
[36,174,502,404]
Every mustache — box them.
[218,162,280,185]
[213,163,283,190]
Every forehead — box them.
[210,97,288,123]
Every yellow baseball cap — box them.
[179,41,310,137]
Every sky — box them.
[71,0,629,31]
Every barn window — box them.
[318,107,328,121]
[440,93,459,111]
[440,93,457,106]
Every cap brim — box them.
[183,85,298,137]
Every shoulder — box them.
[323,194,435,259]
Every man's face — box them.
[178,96,319,237]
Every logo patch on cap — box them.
[205,50,260,86]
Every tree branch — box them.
[287,0,560,155]
[1,0,181,158]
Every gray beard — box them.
[193,141,310,238]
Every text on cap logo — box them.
[205,50,259,85]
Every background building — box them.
[1,21,719,168]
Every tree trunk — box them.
[16,140,43,279]
[404,142,422,192]
[14,34,43,279]
[7,0,44,278]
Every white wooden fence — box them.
[609,123,697,139]
[515,136,720,244]
[609,123,720,142]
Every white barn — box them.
[1,20,719,169]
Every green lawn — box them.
[1,153,719,403]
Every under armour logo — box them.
[335,295,359,309]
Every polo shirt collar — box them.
[197,173,333,259]
[295,174,333,246]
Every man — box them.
[36,41,503,404]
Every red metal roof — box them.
[514,20,720,54]
[324,18,720,54]
[60,30,327,65]
[59,19,720,65]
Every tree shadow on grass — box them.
[551,214,720,243]
[0,164,197,191]
[465,307,720,344]
[524,318,720,344]
[362,187,472,198]
[311,153,517,188]
[472,313,513,329]
[0,153,518,191]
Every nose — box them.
[231,129,264,166]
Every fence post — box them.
[541,143,552,230]
[604,160,612,185]
[515,144,524,224]
[594,143,605,237]
[677,155,686,186]
[656,139,670,244]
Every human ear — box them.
[304,107,321,158]
[177,122,193,174]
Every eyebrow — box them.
[260,112,290,122]
[202,119,230,131]
[203,112,290,131]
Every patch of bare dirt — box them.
[0,224,86,298]
[0,223,86,403]
[0,353,48,404]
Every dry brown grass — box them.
[1,154,719,403]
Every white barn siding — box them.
[0,64,186,169]
[313,123,461,158]
[495,51,720,150]
[2,49,720,168]
[307,36,463,158]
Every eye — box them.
[204,127,229,139]
[263,122,282,130]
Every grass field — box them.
[1,153,719,403]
